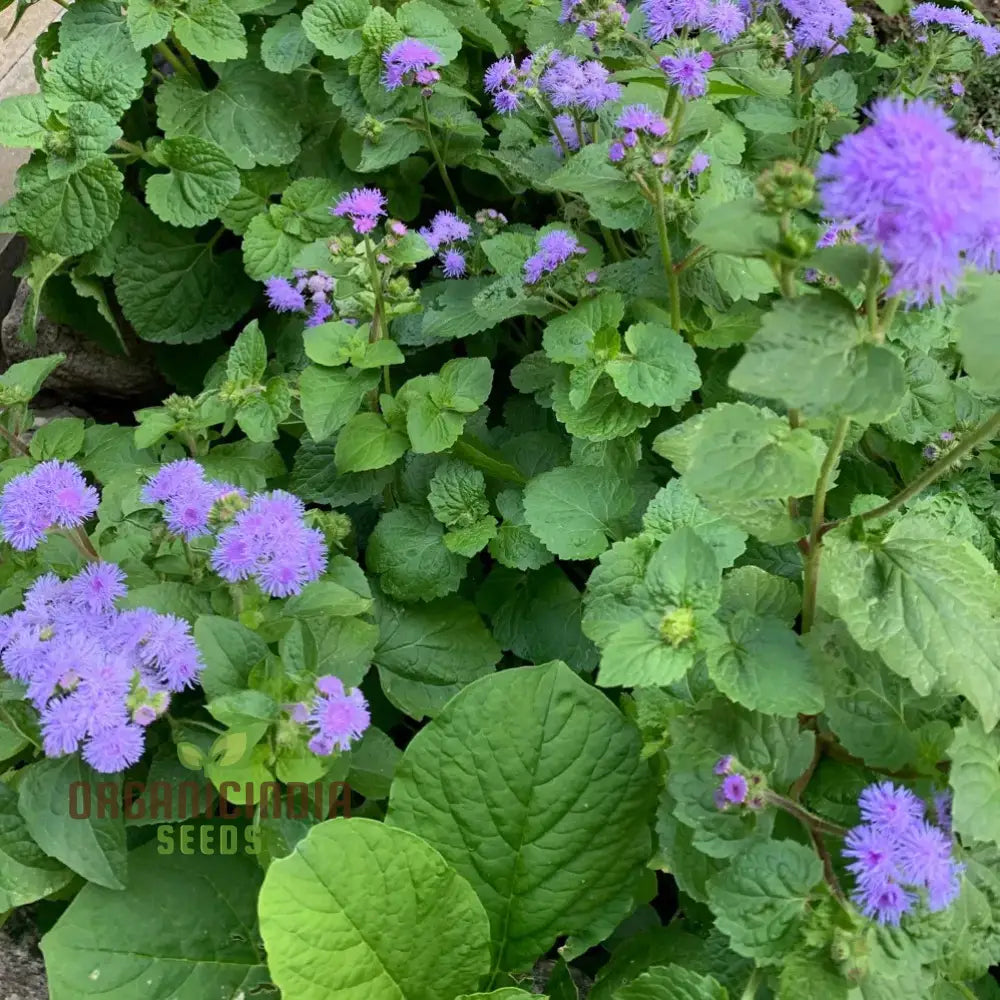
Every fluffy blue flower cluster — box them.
[0,460,98,551]
[265,269,336,328]
[779,0,853,52]
[843,782,963,926]
[0,565,203,772]
[290,675,370,756]
[640,0,748,43]
[419,210,473,278]
[912,2,1000,56]
[524,230,586,284]
[144,461,327,598]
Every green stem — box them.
[880,294,901,341]
[154,42,192,83]
[827,409,1000,531]
[740,969,763,1000]
[363,237,392,397]
[65,526,100,563]
[865,250,882,341]
[421,97,462,213]
[0,423,28,456]
[654,185,682,333]
[451,437,527,486]
[170,34,202,82]
[801,416,851,634]
[764,791,848,838]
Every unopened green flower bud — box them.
[757,161,816,213]
[659,606,696,646]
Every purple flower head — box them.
[332,187,387,235]
[143,460,238,541]
[485,55,531,114]
[71,563,127,613]
[912,3,1000,56]
[818,98,1000,305]
[418,211,472,252]
[951,79,965,98]
[855,879,915,927]
[660,50,714,100]
[722,773,747,804]
[780,0,853,51]
[84,723,145,774]
[709,0,747,41]
[616,104,669,138]
[585,270,599,284]
[524,229,584,284]
[441,249,466,278]
[0,461,99,551]
[540,54,621,112]
[843,823,896,885]
[713,754,734,776]
[690,152,711,175]
[609,141,626,162]
[897,821,964,910]
[302,675,370,755]
[859,780,925,834]
[307,301,334,328]
[265,276,306,313]
[211,490,327,597]
[382,38,442,90]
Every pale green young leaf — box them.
[299,365,378,441]
[259,819,491,1000]
[387,662,656,970]
[720,565,799,624]
[949,718,1000,846]
[728,292,905,422]
[173,0,247,61]
[522,465,634,560]
[156,59,302,169]
[367,505,468,602]
[335,412,409,472]
[145,136,241,228]
[226,320,267,382]
[542,291,624,365]
[957,272,1000,394]
[0,93,49,149]
[706,839,823,963]
[0,353,66,401]
[261,13,317,72]
[597,616,701,688]
[605,322,701,409]
[301,0,370,57]
[29,416,85,460]
[302,320,367,366]
[654,402,826,503]
[428,460,489,527]
[552,370,656,441]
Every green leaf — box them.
[299,365,378,441]
[552,370,656,441]
[124,0,174,49]
[301,0,370,57]
[654,402,826,503]
[691,197,779,257]
[387,661,656,970]
[28,417,85,460]
[259,818,491,999]
[44,39,145,119]
[957,272,1000,394]
[173,0,247,61]
[949,718,1000,846]
[706,839,823,963]
[145,136,241,228]
[335,411,409,472]
[489,488,555,571]
[0,353,65,403]
[219,165,287,234]
[18,757,127,888]
[613,965,728,1000]
[46,102,124,180]
[41,838,267,999]
[114,220,255,344]
[395,0,463,61]
[0,93,49,148]
[367,505,468,602]
[642,480,746,569]
[704,610,824,717]
[303,319,366,365]
[605,323,701,409]
[821,524,1000,730]
[729,293,905,422]
[0,780,73,911]
[347,727,402,799]
[226,320,267,381]
[373,594,501,718]
[194,615,268,698]
[13,157,122,256]
[261,12,317,72]
[542,292,624,365]
[428,460,489,527]
[522,465,634,560]
[157,58,302,169]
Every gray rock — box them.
[1,280,165,402]
[0,913,48,1000]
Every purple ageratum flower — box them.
[690,152,711,175]
[609,141,626,162]
[912,3,1000,57]
[540,53,621,112]
[307,301,334,328]
[709,0,747,41]
[951,79,966,98]
[418,211,472,252]
[843,823,897,885]
[779,0,853,52]
[660,50,714,100]
[485,55,531,114]
[0,566,204,771]
[303,675,370,755]
[721,773,747,804]
[0,461,99,551]
[142,460,240,541]
[211,490,327,598]
[523,229,585,284]
[616,104,669,138]
[713,754,734,776]
[382,38,442,90]
[859,780,925,833]
[897,821,964,911]
[855,879,915,927]
[332,187,387,235]
[818,98,1000,305]
[441,249,466,278]
[551,113,587,156]
[265,276,306,313]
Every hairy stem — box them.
[764,791,848,838]
[654,185,683,333]
[825,409,1000,532]
[363,236,392,397]
[801,416,851,633]
[421,97,463,213]
[154,42,192,83]
[865,250,883,342]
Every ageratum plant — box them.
[3,0,1000,996]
